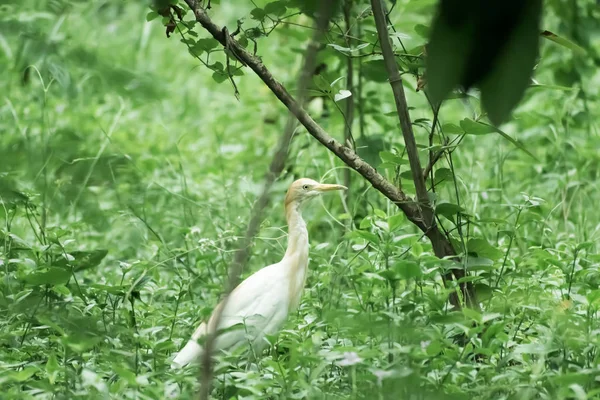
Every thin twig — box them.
[343,0,355,195]
[186,1,336,398]
[370,0,430,224]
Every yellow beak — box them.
[315,183,348,192]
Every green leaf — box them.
[55,249,108,272]
[413,24,430,39]
[435,202,464,219]
[46,354,59,385]
[264,1,287,16]
[208,61,224,72]
[434,168,454,184]
[541,30,586,55]
[378,269,400,281]
[212,71,228,84]
[373,209,386,219]
[9,366,38,382]
[465,256,494,271]
[52,284,71,296]
[0,178,28,206]
[513,342,548,355]
[459,118,495,135]
[91,284,127,295]
[379,151,405,165]
[387,213,404,232]
[146,11,159,21]
[467,238,503,260]
[460,119,537,160]
[250,8,266,21]
[442,123,463,134]
[62,332,103,353]
[24,268,71,286]
[353,230,379,245]
[362,60,388,83]
[393,260,422,280]
[195,38,219,52]
[462,308,482,323]
[328,43,352,54]
[399,170,413,180]
[425,340,442,356]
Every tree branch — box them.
[370,0,432,227]
[182,0,425,230]
[181,0,476,308]
[370,0,476,308]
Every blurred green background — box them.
[2,0,600,399]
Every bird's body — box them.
[172,178,346,368]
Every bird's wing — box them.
[172,262,289,368]
[208,262,289,345]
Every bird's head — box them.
[284,178,347,207]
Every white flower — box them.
[372,369,393,385]
[337,351,362,367]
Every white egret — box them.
[172,178,347,368]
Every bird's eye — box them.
[302,184,309,190]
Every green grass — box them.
[2,0,600,399]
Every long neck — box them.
[284,201,308,259]
[283,201,309,311]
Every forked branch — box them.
[181,0,475,310]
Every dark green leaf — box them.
[362,60,388,83]
[250,8,266,21]
[434,168,454,183]
[55,249,108,272]
[467,238,503,260]
[460,119,537,160]
[264,1,287,16]
[435,202,464,219]
[459,118,495,135]
[353,230,379,245]
[146,11,159,21]
[425,6,470,105]
[480,1,542,124]
[413,24,429,39]
[442,123,463,134]
[195,38,219,52]
[212,71,228,83]
[387,213,405,232]
[393,260,422,280]
[379,151,405,165]
[24,267,71,286]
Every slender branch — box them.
[182,0,425,231]
[369,0,432,227]
[343,0,355,195]
[370,0,477,308]
[423,148,444,181]
[190,2,336,399]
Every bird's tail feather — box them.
[171,322,207,369]
[171,339,203,368]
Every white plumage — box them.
[172,178,346,368]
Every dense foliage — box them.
[1,0,600,398]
